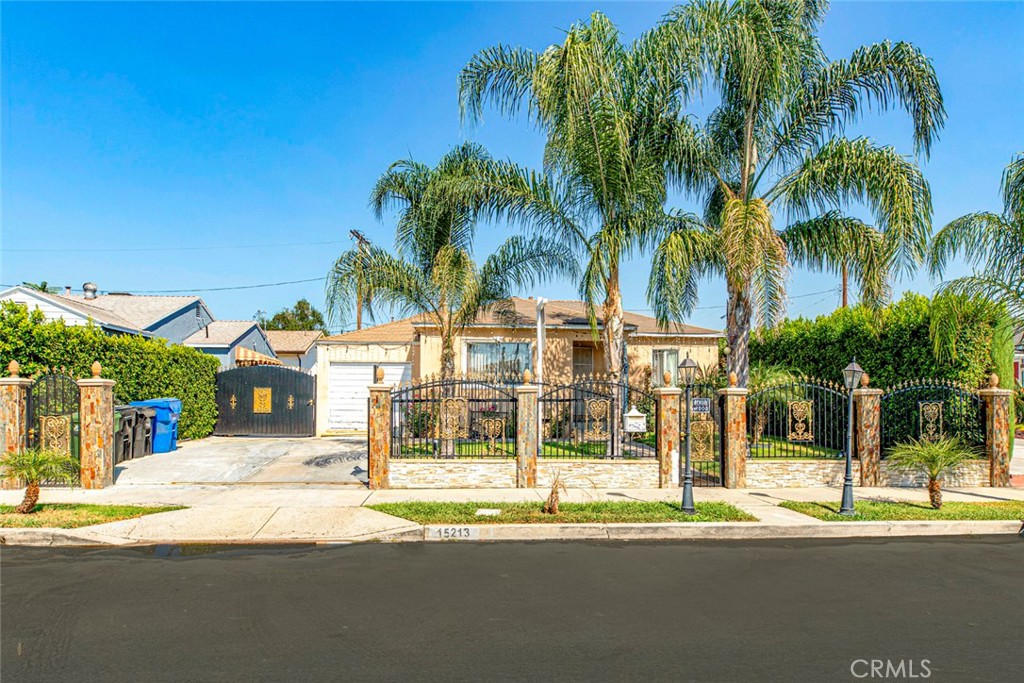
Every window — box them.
[466,342,532,377]
[651,349,679,387]
[572,345,594,378]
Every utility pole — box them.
[350,229,371,330]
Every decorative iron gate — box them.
[26,370,81,458]
[747,379,849,459]
[214,365,316,436]
[684,382,724,486]
[391,378,516,458]
[539,377,656,459]
[880,380,985,454]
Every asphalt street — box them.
[1,537,1021,682]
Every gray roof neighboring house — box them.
[183,320,268,348]
[58,293,205,332]
[0,285,147,335]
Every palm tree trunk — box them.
[602,267,625,382]
[16,482,40,514]
[841,264,848,308]
[927,478,942,509]
[439,332,457,458]
[727,284,752,387]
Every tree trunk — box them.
[927,479,942,509]
[439,333,457,458]
[841,264,849,309]
[602,267,625,382]
[726,284,752,387]
[16,482,40,514]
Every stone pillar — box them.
[979,373,1013,487]
[0,361,33,489]
[654,378,681,488]
[367,368,392,490]
[718,373,748,489]
[515,372,539,488]
[853,375,882,487]
[77,361,116,489]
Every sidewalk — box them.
[3,483,1022,546]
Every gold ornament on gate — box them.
[479,417,506,454]
[690,416,715,462]
[438,397,468,439]
[39,415,72,455]
[583,398,610,441]
[788,401,814,442]
[287,395,295,410]
[253,388,272,414]
[919,401,943,443]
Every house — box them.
[313,297,723,434]
[183,320,276,367]
[265,330,323,371]
[0,283,275,367]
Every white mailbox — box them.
[623,405,648,433]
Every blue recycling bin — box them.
[130,398,181,453]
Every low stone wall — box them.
[745,459,990,488]
[389,460,517,489]
[536,460,660,489]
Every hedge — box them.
[0,302,219,440]
[750,293,1010,389]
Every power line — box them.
[2,239,348,254]
[132,277,327,294]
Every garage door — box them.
[327,362,411,431]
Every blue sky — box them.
[2,1,1022,334]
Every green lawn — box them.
[399,440,655,458]
[368,501,756,524]
[749,436,841,459]
[780,500,1024,521]
[0,504,185,528]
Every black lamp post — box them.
[678,355,699,514]
[840,358,865,516]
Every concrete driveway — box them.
[114,437,368,486]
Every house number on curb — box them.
[429,526,480,541]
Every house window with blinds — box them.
[651,349,679,387]
[466,342,532,379]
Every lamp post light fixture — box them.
[840,358,865,516]
[678,354,699,514]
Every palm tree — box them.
[326,143,576,380]
[647,0,945,386]
[929,153,1024,324]
[0,448,79,514]
[458,12,695,381]
[886,437,976,509]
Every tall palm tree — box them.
[929,153,1024,324]
[458,12,694,381]
[326,143,576,380]
[646,0,945,386]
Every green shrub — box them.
[750,293,1006,388]
[0,302,219,440]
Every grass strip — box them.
[779,500,1024,522]
[369,500,756,524]
[0,504,186,528]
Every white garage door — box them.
[327,362,411,431]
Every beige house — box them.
[314,297,722,434]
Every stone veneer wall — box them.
[745,459,990,488]
[536,460,660,489]
[389,460,517,489]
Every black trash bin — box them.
[133,407,156,459]
[114,406,137,465]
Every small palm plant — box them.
[886,437,977,509]
[0,448,79,514]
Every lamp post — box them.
[840,358,865,516]
[678,355,699,514]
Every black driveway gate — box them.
[214,365,316,436]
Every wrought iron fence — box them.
[539,376,657,459]
[390,377,517,459]
[686,382,723,486]
[880,380,985,455]
[747,379,849,459]
[26,369,81,486]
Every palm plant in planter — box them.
[886,437,976,509]
[0,448,79,514]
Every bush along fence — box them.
[1,360,117,490]
[365,368,1015,490]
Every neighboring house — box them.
[314,297,723,434]
[265,330,323,371]
[183,320,275,368]
[1,282,276,367]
